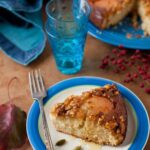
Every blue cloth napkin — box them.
[0,0,46,65]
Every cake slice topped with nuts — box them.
[50,85,127,146]
[88,0,135,29]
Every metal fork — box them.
[29,70,54,150]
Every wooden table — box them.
[0,34,149,149]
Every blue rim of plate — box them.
[27,76,150,150]
[88,20,150,50]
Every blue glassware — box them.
[46,0,90,74]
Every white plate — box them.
[39,85,137,150]
[27,77,149,150]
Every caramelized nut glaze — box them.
[51,85,127,142]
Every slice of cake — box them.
[138,0,150,35]
[88,0,135,29]
[50,85,127,146]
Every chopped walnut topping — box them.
[101,115,105,119]
[116,129,120,134]
[120,116,125,122]
[82,92,91,100]
[68,95,74,100]
[105,121,118,129]
[104,85,111,90]
[89,115,93,119]
[103,93,106,97]
[66,110,75,116]
[115,91,119,95]
[107,95,111,99]
[98,119,102,124]
[98,115,105,124]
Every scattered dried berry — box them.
[110,57,115,61]
[99,47,150,94]
[135,50,140,54]
[112,49,117,54]
[117,58,124,64]
[120,50,127,56]
[140,83,145,88]
[145,88,150,94]
[126,73,131,77]
[133,73,138,78]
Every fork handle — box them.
[39,100,54,150]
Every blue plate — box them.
[88,17,150,50]
[27,77,150,150]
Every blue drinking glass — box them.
[46,0,90,74]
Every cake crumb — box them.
[126,33,132,39]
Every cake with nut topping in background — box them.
[138,0,150,35]
[88,0,135,29]
[88,0,150,36]
[50,85,127,146]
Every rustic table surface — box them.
[0,12,149,150]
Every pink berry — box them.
[99,65,105,69]
[124,60,128,64]
[131,62,135,65]
[103,59,108,65]
[138,66,142,70]
[140,83,145,88]
[136,54,141,59]
[112,49,117,54]
[117,53,122,57]
[119,50,127,56]
[117,58,124,64]
[143,65,149,70]
[129,77,134,82]
[124,79,129,83]
[135,50,140,54]
[142,58,147,63]
[110,57,115,61]
[131,55,136,60]
[114,69,119,73]
[147,74,150,79]
[133,73,138,78]
[145,88,150,94]
[139,70,145,75]
[126,73,131,77]
[120,66,126,71]
[105,55,110,59]
[112,60,117,65]
[143,76,148,80]
[128,63,133,67]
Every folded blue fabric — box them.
[0,0,46,65]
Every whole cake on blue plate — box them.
[89,0,150,36]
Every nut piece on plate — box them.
[50,85,127,146]
[138,0,150,35]
[88,0,135,29]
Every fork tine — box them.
[31,71,37,93]
[38,69,46,92]
[35,70,41,92]
[29,72,33,95]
